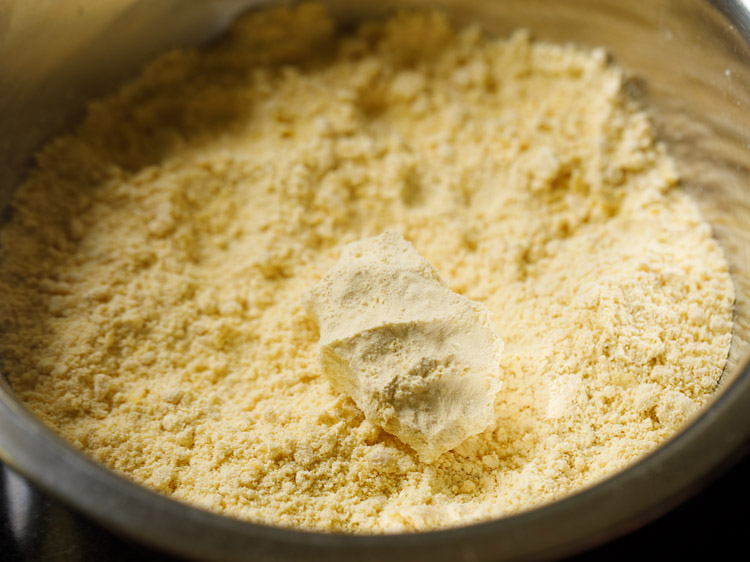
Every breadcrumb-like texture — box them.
[0,4,734,533]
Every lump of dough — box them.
[305,232,504,462]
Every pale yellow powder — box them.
[0,4,735,533]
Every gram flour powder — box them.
[0,4,734,532]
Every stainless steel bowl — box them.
[1,1,750,560]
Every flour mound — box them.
[0,4,734,533]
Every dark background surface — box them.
[1,452,747,562]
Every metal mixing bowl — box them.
[1,1,750,560]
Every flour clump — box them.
[306,231,503,462]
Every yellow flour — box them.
[0,4,735,533]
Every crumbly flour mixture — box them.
[0,4,735,532]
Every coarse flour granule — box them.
[0,4,735,532]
